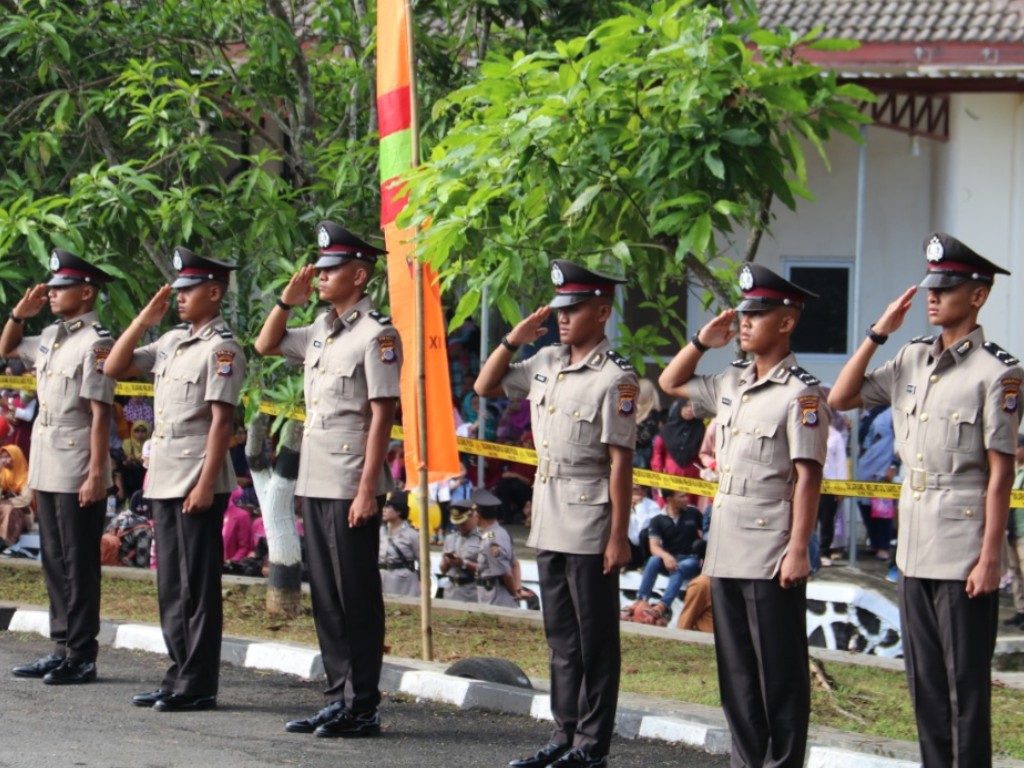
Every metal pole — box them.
[848,125,868,569]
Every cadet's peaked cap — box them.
[384,490,410,515]
[170,247,238,289]
[449,498,474,525]
[735,263,817,313]
[919,232,1009,289]
[47,249,112,287]
[314,221,386,269]
[470,488,503,519]
[548,259,626,309]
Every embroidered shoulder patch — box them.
[215,349,236,377]
[617,382,638,416]
[983,341,1020,367]
[1002,377,1021,413]
[607,350,634,371]
[799,396,820,427]
[490,543,502,557]
[93,347,111,373]
[911,335,936,344]
[731,359,752,368]
[377,334,398,364]
[92,323,111,338]
[789,366,821,386]
[368,309,392,326]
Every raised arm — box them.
[0,284,48,357]
[659,309,737,398]
[475,306,551,398]
[104,285,172,379]
[254,265,316,356]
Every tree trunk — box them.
[246,414,303,618]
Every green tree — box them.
[399,0,872,369]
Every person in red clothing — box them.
[222,487,253,563]
[650,398,705,506]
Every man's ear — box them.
[208,283,225,303]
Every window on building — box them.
[787,262,851,356]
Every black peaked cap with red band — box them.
[548,259,626,309]
[170,247,238,289]
[735,263,817,313]
[919,232,1009,289]
[47,249,112,287]
[314,221,386,269]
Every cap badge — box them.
[172,251,184,271]
[926,236,944,263]
[739,265,754,291]
[551,263,565,287]
[49,252,61,271]
[318,227,331,249]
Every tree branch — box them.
[743,187,773,263]
[264,0,315,185]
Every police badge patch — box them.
[799,396,820,426]
[617,382,638,416]
[172,249,184,271]
[318,226,331,249]
[926,235,944,262]
[739,265,755,291]
[378,334,397,364]
[1002,378,1020,413]
[215,349,236,377]
[93,347,110,374]
[551,262,565,287]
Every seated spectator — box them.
[0,445,31,551]
[448,462,474,504]
[378,491,419,596]
[676,573,714,633]
[119,420,151,499]
[496,396,530,444]
[651,398,706,507]
[622,489,703,626]
[223,487,254,564]
[122,395,154,427]
[633,379,662,469]
[493,431,536,524]
[627,484,661,570]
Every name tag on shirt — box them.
[722,397,732,406]
[534,374,547,383]
[906,384,915,394]
[313,340,322,348]
[39,345,49,354]
[158,350,167,359]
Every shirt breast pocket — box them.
[567,400,598,446]
[57,363,83,399]
[174,369,204,404]
[893,394,916,444]
[741,420,777,465]
[943,406,979,454]
[329,359,365,400]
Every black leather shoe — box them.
[43,659,96,685]
[550,747,608,768]
[314,708,381,738]
[285,701,345,734]
[153,693,217,712]
[11,654,64,678]
[132,689,170,707]
[509,743,571,768]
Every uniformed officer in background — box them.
[829,233,1020,768]
[255,221,400,739]
[104,247,245,711]
[660,263,828,768]
[476,260,637,768]
[378,490,419,596]
[441,498,481,602]
[1,250,115,685]
[472,489,518,607]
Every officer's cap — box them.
[384,490,410,518]
[548,259,626,309]
[735,263,817,313]
[919,232,1009,289]
[47,249,112,288]
[170,247,238,289]
[314,221,386,269]
[470,488,503,519]
[449,498,474,525]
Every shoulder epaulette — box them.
[910,335,936,344]
[175,322,189,330]
[983,341,1020,366]
[606,350,633,371]
[789,365,821,386]
[368,309,392,326]
[731,359,752,368]
[92,322,111,338]
[216,328,234,339]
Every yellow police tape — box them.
[1,374,1016,505]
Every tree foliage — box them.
[399,0,872,365]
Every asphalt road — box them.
[0,633,728,768]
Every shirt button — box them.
[723,465,731,473]
[183,449,191,455]
[67,439,75,446]
[742,395,750,403]
[756,518,766,527]
[548,406,555,414]
[573,410,580,418]
[579,495,587,501]
[175,349,182,356]
[557,374,565,381]
[731,427,739,435]
[343,444,350,451]
[913,492,921,501]
[542,441,549,448]
[965,509,974,518]
[754,427,762,435]
[952,412,959,421]
[313,398,319,405]
[930,375,939,383]
[53,342,61,349]
[916,453,923,462]
[327,338,334,345]
[920,413,928,422]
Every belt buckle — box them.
[910,468,926,492]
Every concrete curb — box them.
[3,604,1023,768]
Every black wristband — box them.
[690,331,710,353]
[500,336,519,352]
[866,326,888,345]
[8,313,23,324]
[276,299,293,312]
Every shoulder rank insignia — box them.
[67,319,84,332]
[215,349,236,377]
[368,309,392,325]
[983,341,1020,367]
[482,530,495,541]
[1001,377,1021,413]
[92,322,111,338]
[377,334,398,364]
[217,328,234,339]
[175,322,189,331]
[606,350,633,371]
[731,359,752,368]
[93,346,111,374]
[910,335,936,344]
[789,366,820,386]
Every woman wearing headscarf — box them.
[0,445,32,550]
[651,397,706,506]
[119,420,151,500]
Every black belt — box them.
[379,562,415,571]
[477,577,497,588]
[448,575,475,586]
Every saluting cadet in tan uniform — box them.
[378,491,419,596]
[477,260,637,768]
[471,489,518,607]
[105,248,245,712]
[1,250,115,686]
[660,263,828,768]
[441,499,482,602]
[830,233,1020,768]
[255,221,400,739]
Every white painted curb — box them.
[807,747,919,768]
[244,642,322,679]
[398,670,473,706]
[7,608,49,636]
[113,623,167,654]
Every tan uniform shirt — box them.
[131,316,245,500]
[687,353,829,579]
[476,522,517,607]
[379,521,419,596]
[442,527,482,602]
[17,311,115,493]
[278,297,402,500]
[501,339,638,555]
[860,327,1022,579]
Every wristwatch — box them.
[866,326,888,345]
[690,331,710,353]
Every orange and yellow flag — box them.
[377,0,460,483]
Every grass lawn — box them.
[4,562,1023,758]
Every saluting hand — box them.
[697,309,738,349]
[872,286,917,337]
[13,284,48,319]
[136,285,173,328]
[281,265,317,307]
[505,306,552,348]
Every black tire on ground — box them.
[444,657,533,689]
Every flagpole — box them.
[405,0,433,662]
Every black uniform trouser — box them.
[152,495,227,697]
[899,576,997,768]
[537,550,620,758]
[303,496,385,713]
[711,577,809,768]
[37,491,105,663]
